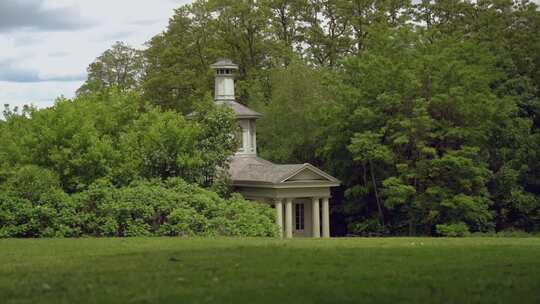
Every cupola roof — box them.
[218,100,262,119]
[210,59,239,70]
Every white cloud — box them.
[0,0,94,32]
[0,0,192,109]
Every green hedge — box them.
[0,168,278,238]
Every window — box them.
[242,125,249,151]
[235,127,243,152]
[295,203,304,230]
[237,120,249,153]
[249,121,256,152]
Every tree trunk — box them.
[369,160,385,230]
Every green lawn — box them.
[1,237,539,303]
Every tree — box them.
[318,18,540,235]
[191,98,238,187]
[0,90,237,192]
[348,131,394,230]
[143,4,218,113]
[77,42,145,95]
[254,62,331,164]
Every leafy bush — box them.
[209,194,279,237]
[0,194,34,238]
[159,208,209,236]
[347,218,387,237]
[436,223,470,237]
[71,178,277,238]
[0,164,277,238]
[0,166,81,238]
[0,190,80,238]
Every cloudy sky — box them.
[0,0,191,110]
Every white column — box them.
[322,197,330,238]
[274,199,283,238]
[285,198,293,238]
[312,197,320,238]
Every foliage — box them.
[0,91,136,192]
[77,41,145,95]
[0,90,236,192]
[80,178,277,237]
[114,107,202,183]
[0,167,79,238]
[190,98,238,186]
[253,62,332,164]
[1,165,61,202]
[436,222,470,237]
[313,3,540,235]
[1,177,277,238]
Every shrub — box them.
[72,178,278,238]
[0,194,34,237]
[347,218,387,237]
[159,208,209,236]
[0,166,81,238]
[209,194,279,237]
[436,222,470,237]
[0,190,79,238]
[1,176,278,238]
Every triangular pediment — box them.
[280,164,340,184]
[287,169,325,181]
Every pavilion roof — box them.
[229,156,340,186]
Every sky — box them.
[0,0,192,110]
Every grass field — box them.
[1,237,539,304]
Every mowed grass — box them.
[1,238,539,304]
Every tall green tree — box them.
[254,62,331,164]
[143,4,219,112]
[77,42,145,95]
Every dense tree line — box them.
[3,0,540,236]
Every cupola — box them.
[210,59,238,102]
[210,59,262,157]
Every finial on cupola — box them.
[210,59,239,103]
